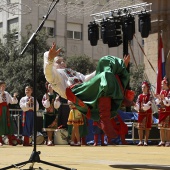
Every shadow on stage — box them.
[110,164,170,170]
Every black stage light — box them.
[123,15,135,41]
[106,18,123,48]
[101,20,108,44]
[138,13,151,38]
[88,21,99,46]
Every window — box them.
[7,18,18,39]
[67,23,82,40]
[39,20,55,37]
[8,18,19,32]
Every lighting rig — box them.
[88,2,152,48]
[88,2,152,112]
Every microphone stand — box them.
[2,0,76,169]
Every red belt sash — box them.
[22,109,33,126]
[0,102,10,126]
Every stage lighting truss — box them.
[90,2,152,23]
[88,2,152,47]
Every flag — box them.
[156,34,166,94]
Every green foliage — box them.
[66,54,96,75]
[130,64,145,101]
[0,27,52,108]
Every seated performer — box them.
[42,82,61,146]
[134,81,153,146]
[44,42,130,142]
[155,77,170,147]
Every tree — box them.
[66,54,96,75]
[130,64,145,101]
[0,27,57,108]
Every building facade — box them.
[0,0,169,89]
[0,0,144,62]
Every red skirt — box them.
[137,110,152,129]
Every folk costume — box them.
[134,81,153,146]
[135,93,153,130]
[155,77,170,146]
[44,52,130,141]
[42,92,61,131]
[110,114,128,145]
[155,90,170,129]
[67,108,84,126]
[19,96,39,146]
[0,91,18,146]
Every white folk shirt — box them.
[44,51,96,99]
[0,91,18,104]
[20,96,39,112]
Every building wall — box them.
[0,0,145,63]
[2,0,169,85]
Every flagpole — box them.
[156,30,166,94]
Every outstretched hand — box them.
[123,54,130,68]
[48,42,61,61]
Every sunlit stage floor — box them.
[0,144,169,170]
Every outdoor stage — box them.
[0,145,169,170]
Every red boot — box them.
[93,134,98,146]
[23,136,31,146]
[101,134,107,146]
[0,136,3,146]
[8,135,17,146]
[98,97,118,142]
[81,137,87,145]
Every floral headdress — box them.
[142,81,150,89]
[162,77,169,85]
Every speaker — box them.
[125,122,160,141]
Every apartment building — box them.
[0,0,169,87]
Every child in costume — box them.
[92,121,107,146]
[0,80,18,146]
[19,86,39,146]
[42,82,61,146]
[134,81,153,146]
[155,77,170,147]
[67,100,84,146]
[44,42,131,142]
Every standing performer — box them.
[44,42,131,142]
[42,82,61,146]
[0,80,18,146]
[67,100,84,146]
[155,77,170,147]
[20,86,39,146]
[134,81,153,146]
